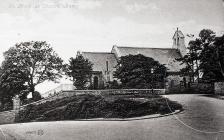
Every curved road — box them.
[0,94,224,140]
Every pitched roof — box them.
[114,46,185,72]
[82,52,117,72]
[173,30,184,39]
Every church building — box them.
[82,29,187,90]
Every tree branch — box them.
[36,65,47,85]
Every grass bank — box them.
[15,94,183,123]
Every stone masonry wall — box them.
[56,89,166,99]
[0,110,16,125]
[215,82,224,95]
[18,89,166,110]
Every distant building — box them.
[82,29,188,90]
[44,84,76,97]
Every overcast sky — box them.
[0,0,224,94]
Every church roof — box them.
[82,44,186,73]
[82,52,117,72]
[114,46,185,72]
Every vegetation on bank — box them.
[15,94,182,123]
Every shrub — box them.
[33,91,42,101]
[1,102,13,111]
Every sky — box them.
[0,0,224,94]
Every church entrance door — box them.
[93,76,99,89]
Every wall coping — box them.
[0,110,17,114]
[61,89,166,92]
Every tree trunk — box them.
[218,60,224,77]
[191,63,195,83]
[216,47,224,78]
[196,59,200,81]
[29,78,35,98]
[30,86,35,98]
[29,75,35,98]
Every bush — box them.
[33,91,42,101]
[106,80,121,89]
[1,102,13,111]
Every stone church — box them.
[82,29,187,90]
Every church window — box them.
[106,61,109,71]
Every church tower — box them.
[172,28,186,56]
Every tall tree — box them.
[176,39,202,82]
[114,54,167,89]
[200,34,224,82]
[0,64,28,108]
[199,29,215,44]
[214,35,224,77]
[177,29,224,83]
[67,52,93,89]
[1,41,64,97]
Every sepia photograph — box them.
[0,0,224,139]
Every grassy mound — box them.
[15,94,182,122]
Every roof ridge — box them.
[116,46,177,50]
[82,52,113,54]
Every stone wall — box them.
[191,83,213,93]
[17,89,166,109]
[166,82,213,94]
[0,110,16,125]
[166,75,183,93]
[57,89,166,98]
[215,82,224,95]
[166,75,183,88]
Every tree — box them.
[114,54,167,89]
[200,34,224,82]
[1,41,64,97]
[66,52,93,89]
[32,91,42,101]
[214,35,224,78]
[176,39,202,82]
[177,29,224,83]
[0,65,28,107]
[199,29,215,44]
